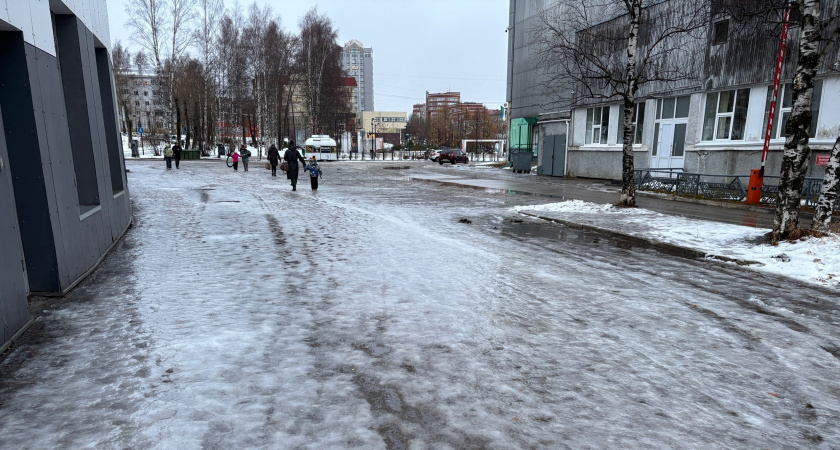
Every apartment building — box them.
[342,39,374,113]
[506,0,840,180]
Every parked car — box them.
[430,149,443,162]
[438,149,468,165]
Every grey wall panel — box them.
[95,47,124,193]
[28,42,77,291]
[54,14,100,207]
[44,17,129,291]
[0,32,61,293]
[0,88,31,346]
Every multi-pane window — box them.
[585,106,609,145]
[764,81,822,139]
[617,103,646,144]
[702,89,750,140]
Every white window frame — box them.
[702,89,749,141]
[585,106,610,145]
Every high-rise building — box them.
[342,39,374,113]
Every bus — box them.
[304,135,339,161]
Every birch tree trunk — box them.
[773,0,822,239]
[619,0,641,207]
[811,136,840,232]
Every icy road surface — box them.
[1,160,839,449]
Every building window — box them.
[702,89,750,140]
[713,20,729,45]
[617,102,646,144]
[764,80,822,139]
[585,106,609,145]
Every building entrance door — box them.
[650,122,686,171]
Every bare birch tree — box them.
[536,0,707,206]
[297,8,348,134]
[194,0,222,149]
[112,42,134,136]
[125,0,167,69]
[812,136,840,232]
[772,0,839,239]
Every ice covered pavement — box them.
[1,160,839,448]
[515,200,840,289]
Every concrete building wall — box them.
[0,93,30,347]
[0,0,130,350]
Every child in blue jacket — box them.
[304,156,322,190]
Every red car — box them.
[438,149,469,165]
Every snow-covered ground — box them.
[514,200,840,289]
[1,161,838,448]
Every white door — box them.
[651,123,674,170]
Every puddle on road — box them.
[499,219,648,253]
[404,177,566,200]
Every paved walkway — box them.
[405,164,785,230]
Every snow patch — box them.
[514,200,840,289]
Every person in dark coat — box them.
[172,142,182,169]
[267,144,280,177]
[284,141,306,191]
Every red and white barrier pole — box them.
[747,2,792,204]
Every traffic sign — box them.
[138,127,144,134]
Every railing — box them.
[634,168,835,207]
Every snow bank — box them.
[515,200,840,289]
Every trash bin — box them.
[511,149,533,173]
[182,149,200,160]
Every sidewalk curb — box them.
[517,211,763,267]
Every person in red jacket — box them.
[231,148,240,171]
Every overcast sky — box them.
[108,0,510,113]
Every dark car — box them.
[438,149,468,165]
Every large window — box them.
[617,103,646,144]
[764,81,822,139]
[585,106,609,145]
[702,89,750,140]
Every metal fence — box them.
[634,168,835,208]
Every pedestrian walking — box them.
[163,144,173,169]
[131,139,139,158]
[283,141,307,191]
[231,148,240,171]
[267,144,280,177]
[241,145,251,171]
[305,156,322,190]
[172,142,182,169]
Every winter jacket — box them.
[163,146,173,157]
[242,148,251,162]
[231,151,240,162]
[267,147,280,164]
[172,145,182,159]
[284,147,306,180]
[305,160,322,178]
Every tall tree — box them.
[770,0,839,239]
[112,41,134,136]
[125,0,166,70]
[297,8,348,134]
[812,136,840,232]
